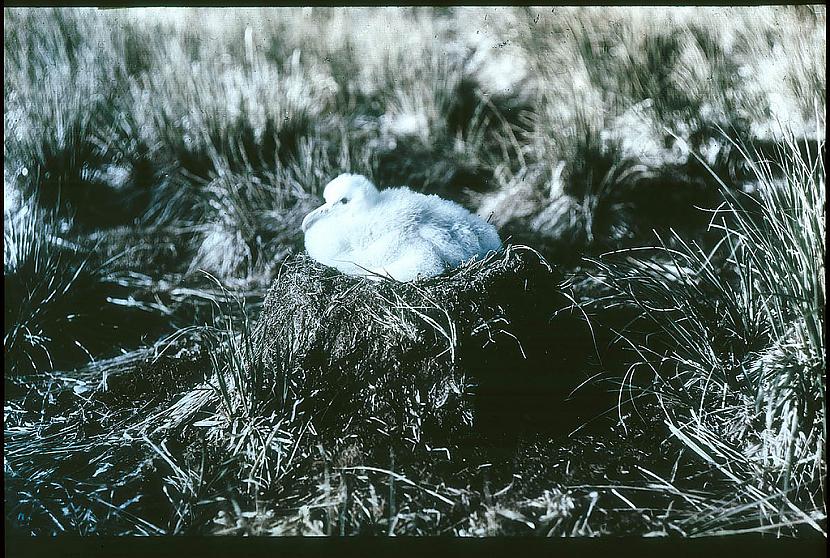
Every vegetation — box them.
[3,7,825,537]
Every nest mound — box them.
[252,244,569,448]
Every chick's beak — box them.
[301,204,330,233]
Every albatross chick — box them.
[301,174,501,281]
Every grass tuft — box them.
[587,120,825,535]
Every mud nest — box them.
[251,244,570,449]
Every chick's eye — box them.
[340,197,349,204]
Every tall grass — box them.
[590,117,825,535]
[4,204,92,375]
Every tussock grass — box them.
[2,200,174,377]
[4,203,92,375]
[587,120,826,535]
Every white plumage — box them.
[301,174,502,281]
